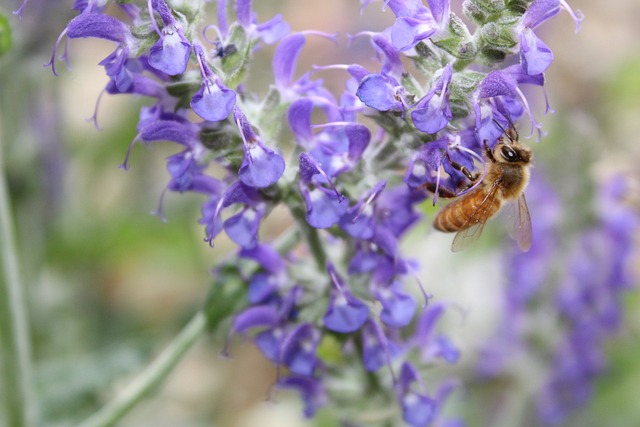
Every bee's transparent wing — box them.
[506,193,533,252]
[451,182,500,252]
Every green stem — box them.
[289,203,327,270]
[77,311,208,427]
[0,142,37,427]
[75,213,303,427]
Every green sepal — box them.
[199,122,240,152]
[255,87,287,141]
[167,0,203,24]
[401,72,422,101]
[450,70,485,98]
[412,42,445,76]
[447,70,485,118]
[220,23,253,88]
[165,73,201,110]
[199,122,245,172]
[130,20,161,55]
[505,0,533,15]
[476,16,519,65]
[203,265,248,332]
[478,19,518,51]
[432,14,477,61]
[462,0,506,25]
[0,12,11,57]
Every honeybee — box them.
[428,128,533,252]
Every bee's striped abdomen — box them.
[433,189,501,232]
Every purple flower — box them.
[281,323,321,376]
[298,153,348,228]
[376,281,417,328]
[386,0,450,51]
[235,0,290,44]
[147,0,191,76]
[361,320,398,372]
[519,27,553,75]
[273,32,336,99]
[396,363,437,427]
[234,107,285,188]
[339,181,387,240]
[356,73,405,112]
[277,376,327,418]
[411,64,453,134]
[322,264,369,333]
[191,44,236,121]
[56,12,137,90]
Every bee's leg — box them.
[444,152,479,182]
[419,182,458,198]
[483,140,496,163]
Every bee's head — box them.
[493,139,532,164]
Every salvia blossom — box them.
[31,0,593,425]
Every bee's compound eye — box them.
[501,146,517,161]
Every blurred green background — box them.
[1,1,639,426]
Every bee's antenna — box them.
[492,118,517,143]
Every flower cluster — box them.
[477,174,638,425]
[35,0,583,424]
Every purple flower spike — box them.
[323,264,369,333]
[356,73,404,112]
[281,323,321,376]
[520,28,553,75]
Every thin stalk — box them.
[75,222,301,427]
[288,203,327,270]
[76,311,208,427]
[0,141,37,427]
